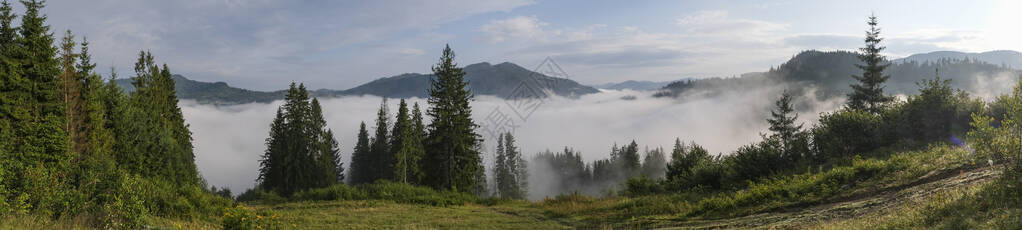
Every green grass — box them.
[816,176,1022,229]
[248,200,570,230]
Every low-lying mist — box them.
[181,85,845,197]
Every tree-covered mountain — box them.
[596,79,687,91]
[656,50,1021,99]
[896,50,1022,69]
[336,62,598,98]
[115,74,283,105]
[117,62,599,105]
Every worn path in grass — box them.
[655,165,1001,229]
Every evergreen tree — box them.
[119,51,198,185]
[75,38,113,158]
[310,99,343,186]
[349,122,372,184]
[493,134,507,197]
[369,98,393,181]
[423,45,483,191]
[57,30,84,154]
[258,83,342,196]
[620,140,641,177]
[11,0,68,173]
[768,91,803,148]
[848,14,893,114]
[392,99,423,184]
[641,147,667,180]
[665,139,708,182]
[494,133,527,199]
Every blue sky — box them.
[35,0,1021,90]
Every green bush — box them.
[222,204,283,230]
[359,181,476,206]
[280,181,476,207]
[236,188,286,204]
[292,184,367,201]
[623,176,665,197]
[813,109,883,159]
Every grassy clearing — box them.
[248,200,570,230]
[816,176,1022,229]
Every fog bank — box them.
[182,87,843,195]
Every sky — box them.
[34,0,1022,91]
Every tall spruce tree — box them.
[13,0,68,172]
[369,98,393,181]
[310,98,343,187]
[641,147,667,179]
[75,37,113,158]
[392,99,423,184]
[121,51,198,185]
[348,122,372,184]
[847,14,893,114]
[620,140,641,177]
[494,132,527,199]
[57,30,87,155]
[423,45,484,191]
[258,83,342,196]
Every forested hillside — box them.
[656,50,1020,99]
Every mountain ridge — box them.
[117,61,599,105]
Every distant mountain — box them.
[596,80,685,91]
[117,61,599,105]
[896,50,1022,69]
[656,50,1021,99]
[115,75,283,105]
[333,62,599,98]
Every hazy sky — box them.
[34,0,1022,90]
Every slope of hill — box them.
[337,62,599,98]
[596,80,681,91]
[656,50,1021,99]
[119,62,598,105]
[115,75,284,105]
[897,50,1022,69]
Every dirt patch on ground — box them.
[655,166,1002,229]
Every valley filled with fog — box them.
[184,86,848,197]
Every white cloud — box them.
[674,10,787,36]
[479,15,550,43]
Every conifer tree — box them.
[641,147,667,179]
[620,140,640,177]
[13,0,68,170]
[768,91,803,145]
[494,132,527,199]
[369,98,393,181]
[349,122,372,184]
[258,83,342,195]
[119,51,198,185]
[75,38,113,157]
[423,45,484,191]
[392,99,423,184]
[848,14,893,114]
[58,30,84,154]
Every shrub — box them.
[623,176,664,197]
[283,181,476,207]
[222,204,283,230]
[359,181,476,206]
[812,109,883,159]
[236,188,286,204]
[292,184,366,201]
